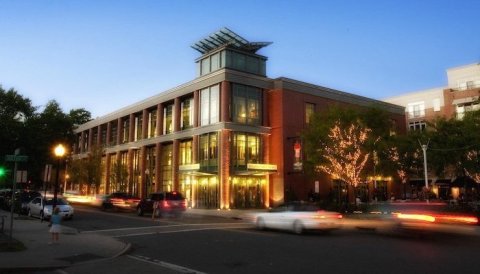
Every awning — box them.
[178,164,217,176]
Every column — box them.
[142,109,148,139]
[219,130,231,209]
[174,97,181,132]
[117,118,122,145]
[194,90,199,127]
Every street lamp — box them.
[53,144,66,210]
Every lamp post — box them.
[53,144,66,210]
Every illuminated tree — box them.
[316,121,371,188]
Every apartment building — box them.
[384,63,480,131]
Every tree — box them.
[315,121,371,188]
[85,145,104,194]
[110,161,129,193]
[1,85,93,185]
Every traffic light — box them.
[0,166,6,177]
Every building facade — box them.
[72,28,405,209]
[384,63,480,131]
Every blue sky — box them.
[1,0,479,118]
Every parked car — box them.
[27,196,74,220]
[101,192,141,211]
[0,189,12,210]
[15,190,41,214]
[136,191,186,217]
[250,202,343,234]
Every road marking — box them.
[82,222,248,233]
[127,254,207,274]
[114,225,249,238]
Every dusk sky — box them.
[1,0,479,118]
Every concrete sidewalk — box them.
[0,209,130,272]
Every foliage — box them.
[315,121,371,187]
[110,160,129,192]
[0,85,92,184]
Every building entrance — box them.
[195,176,219,209]
[231,177,265,209]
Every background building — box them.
[384,63,480,131]
[72,28,405,209]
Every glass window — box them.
[305,103,315,125]
[232,84,262,125]
[122,117,129,143]
[433,98,441,112]
[200,85,220,126]
[163,103,174,134]
[180,140,193,165]
[233,133,261,167]
[456,102,480,120]
[408,121,426,131]
[100,125,107,146]
[201,58,210,75]
[110,123,117,146]
[211,53,220,71]
[199,133,218,170]
[407,102,425,118]
[134,113,142,141]
[161,144,173,192]
[148,108,157,138]
[181,97,194,130]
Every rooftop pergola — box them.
[192,27,272,54]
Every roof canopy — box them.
[192,27,272,55]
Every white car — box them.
[252,202,343,234]
[27,196,74,220]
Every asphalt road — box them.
[52,205,480,274]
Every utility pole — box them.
[419,139,430,202]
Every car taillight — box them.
[436,215,478,224]
[163,200,170,208]
[396,213,436,222]
[337,214,343,219]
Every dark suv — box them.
[136,191,186,217]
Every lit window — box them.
[181,97,194,130]
[232,84,261,125]
[163,104,174,134]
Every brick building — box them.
[72,28,405,209]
